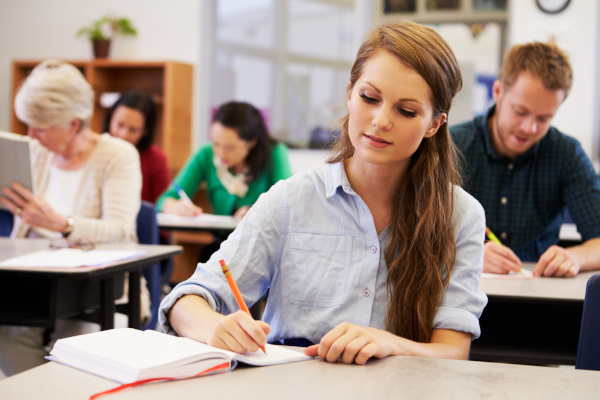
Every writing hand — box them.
[304,322,398,365]
[1,182,67,232]
[533,245,580,277]
[483,241,522,274]
[207,310,270,354]
[162,198,203,216]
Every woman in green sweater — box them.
[157,101,292,219]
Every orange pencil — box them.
[219,259,266,354]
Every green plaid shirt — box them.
[450,106,600,261]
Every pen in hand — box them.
[485,227,523,275]
[219,259,267,354]
[172,182,194,207]
[485,227,501,245]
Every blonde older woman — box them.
[0,59,146,377]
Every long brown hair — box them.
[329,20,463,343]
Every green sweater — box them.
[157,142,292,215]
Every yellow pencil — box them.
[485,227,523,275]
[485,227,501,244]
[219,259,266,354]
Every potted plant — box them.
[77,15,137,58]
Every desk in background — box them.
[473,263,595,365]
[157,213,240,283]
[1,350,599,399]
[0,238,181,330]
[157,213,239,233]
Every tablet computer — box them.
[0,130,34,210]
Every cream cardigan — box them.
[12,133,141,243]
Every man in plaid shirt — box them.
[451,42,600,278]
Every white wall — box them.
[0,0,207,149]
[508,1,600,164]
[2,1,599,160]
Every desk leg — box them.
[100,278,115,330]
[128,270,141,329]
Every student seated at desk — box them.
[104,89,171,204]
[157,101,292,220]
[160,20,487,364]
[0,60,148,377]
[450,42,600,278]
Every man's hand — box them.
[534,245,579,277]
[483,241,522,274]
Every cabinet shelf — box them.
[11,59,194,174]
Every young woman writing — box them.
[159,20,487,364]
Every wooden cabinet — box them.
[11,60,194,173]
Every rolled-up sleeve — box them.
[433,188,488,339]
[158,181,285,335]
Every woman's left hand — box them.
[304,322,400,365]
[1,182,67,232]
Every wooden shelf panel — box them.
[10,59,193,173]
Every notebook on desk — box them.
[0,131,34,210]
[48,328,313,384]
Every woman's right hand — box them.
[169,296,270,354]
[207,310,270,354]
[162,198,203,216]
[1,182,68,233]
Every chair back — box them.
[137,201,161,330]
[0,209,14,237]
[575,273,600,370]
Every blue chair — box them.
[137,201,162,330]
[575,273,600,370]
[0,209,14,237]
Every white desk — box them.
[156,213,239,232]
[480,262,595,301]
[473,263,597,365]
[0,238,181,330]
[1,351,599,399]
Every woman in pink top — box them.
[104,89,171,204]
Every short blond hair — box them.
[499,42,573,99]
[14,59,94,129]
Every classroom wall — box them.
[508,1,600,166]
[0,0,206,150]
[1,1,599,163]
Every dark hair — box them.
[329,20,463,343]
[213,101,275,182]
[103,89,157,152]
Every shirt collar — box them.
[482,105,540,163]
[323,161,356,198]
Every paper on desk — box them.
[157,213,238,225]
[0,248,146,268]
[481,269,534,279]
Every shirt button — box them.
[363,289,370,297]
[500,232,508,239]
[508,163,514,170]
[500,197,507,205]
[371,246,377,254]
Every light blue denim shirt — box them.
[159,162,488,343]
